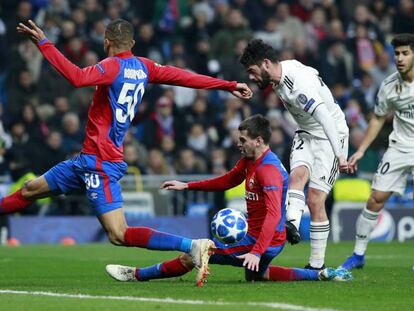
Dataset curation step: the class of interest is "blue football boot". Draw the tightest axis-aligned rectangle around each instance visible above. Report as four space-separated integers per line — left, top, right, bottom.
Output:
339 253 365 270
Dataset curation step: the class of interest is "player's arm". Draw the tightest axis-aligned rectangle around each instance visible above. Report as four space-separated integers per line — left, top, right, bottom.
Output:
348 114 386 173
348 83 389 173
237 165 284 271
138 57 252 99
17 20 119 87
162 159 246 192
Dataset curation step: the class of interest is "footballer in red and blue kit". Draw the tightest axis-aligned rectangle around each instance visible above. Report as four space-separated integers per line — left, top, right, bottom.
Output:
30 38 239 216
188 149 288 275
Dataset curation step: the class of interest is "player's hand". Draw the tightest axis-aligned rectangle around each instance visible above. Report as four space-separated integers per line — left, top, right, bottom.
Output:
232 83 253 100
338 155 349 174
236 253 260 272
17 20 46 44
161 180 188 190
348 150 364 174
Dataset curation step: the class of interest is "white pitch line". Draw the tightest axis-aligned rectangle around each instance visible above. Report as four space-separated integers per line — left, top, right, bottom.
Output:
0 289 339 311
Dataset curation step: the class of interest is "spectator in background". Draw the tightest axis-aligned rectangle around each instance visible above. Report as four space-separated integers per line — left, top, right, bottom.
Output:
305 7 328 55
254 17 284 51
220 38 250 83
20 103 47 145
123 143 146 175
61 112 83 155
7 70 38 119
160 135 176 166
319 39 353 87
174 148 206 174
210 8 252 65
209 147 227 175
392 0 414 34
187 123 212 156
369 50 396 89
143 96 176 149
48 96 70 130
344 99 368 131
351 71 378 111
147 148 174 175
133 23 160 59
33 130 66 175
275 2 304 48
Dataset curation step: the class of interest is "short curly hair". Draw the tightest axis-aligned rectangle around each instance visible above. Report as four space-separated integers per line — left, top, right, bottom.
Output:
391 33 414 50
239 39 279 67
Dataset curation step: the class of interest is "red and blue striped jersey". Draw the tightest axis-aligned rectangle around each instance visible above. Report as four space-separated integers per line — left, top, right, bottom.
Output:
188 149 288 255
36 39 237 161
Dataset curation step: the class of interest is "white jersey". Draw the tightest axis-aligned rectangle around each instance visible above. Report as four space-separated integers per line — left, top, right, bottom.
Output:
272 60 348 139
375 72 414 152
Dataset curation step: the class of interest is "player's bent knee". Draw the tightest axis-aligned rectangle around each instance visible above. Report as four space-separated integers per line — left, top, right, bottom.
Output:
107 228 127 246
179 254 194 270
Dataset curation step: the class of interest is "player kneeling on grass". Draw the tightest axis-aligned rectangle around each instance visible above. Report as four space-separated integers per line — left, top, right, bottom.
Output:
106 115 352 285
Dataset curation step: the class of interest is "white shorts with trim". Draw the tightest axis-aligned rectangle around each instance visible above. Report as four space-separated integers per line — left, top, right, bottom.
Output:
290 132 349 193
372 147 414 195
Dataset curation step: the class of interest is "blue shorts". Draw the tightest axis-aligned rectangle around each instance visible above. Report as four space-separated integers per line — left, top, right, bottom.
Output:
210 234 285 275
44 154 127 216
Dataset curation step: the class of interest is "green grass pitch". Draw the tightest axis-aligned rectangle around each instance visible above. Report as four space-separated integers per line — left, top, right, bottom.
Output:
0 241 413 311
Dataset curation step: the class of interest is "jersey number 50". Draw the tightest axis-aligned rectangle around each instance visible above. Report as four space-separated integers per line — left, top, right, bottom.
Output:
116 82 145 123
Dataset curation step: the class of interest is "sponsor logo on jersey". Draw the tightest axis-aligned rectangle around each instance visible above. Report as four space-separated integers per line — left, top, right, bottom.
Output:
124 68 147 80
245 190 259 201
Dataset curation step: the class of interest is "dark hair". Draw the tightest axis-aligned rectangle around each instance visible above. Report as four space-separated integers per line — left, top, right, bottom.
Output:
105 19 134 47
238 114 271 144
391 33 414 50
240 39 279 67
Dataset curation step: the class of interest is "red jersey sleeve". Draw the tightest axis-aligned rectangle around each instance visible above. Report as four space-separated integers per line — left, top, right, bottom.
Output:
36 39 119 87
188 159 246 191
251 164 284 256
138 57 237 92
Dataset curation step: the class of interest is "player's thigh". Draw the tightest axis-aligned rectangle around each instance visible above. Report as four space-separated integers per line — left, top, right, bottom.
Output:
98 207 128 245
21 176 52 200
80 156 127 216
372 148 413 195
309 136 348 194
43 159 84 195
290 133 313 174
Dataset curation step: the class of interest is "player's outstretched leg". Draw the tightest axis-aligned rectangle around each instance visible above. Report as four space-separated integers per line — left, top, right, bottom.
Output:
267 266 352 282
106 255 192 282
0 189 34 214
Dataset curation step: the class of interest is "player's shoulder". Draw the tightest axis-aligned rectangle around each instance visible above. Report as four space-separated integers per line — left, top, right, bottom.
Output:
380 71 400 90
258 151 287 174
280 60 318 89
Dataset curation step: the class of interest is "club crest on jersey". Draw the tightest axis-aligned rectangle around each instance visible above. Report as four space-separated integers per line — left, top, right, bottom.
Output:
249 176 255 189
296 94 307 106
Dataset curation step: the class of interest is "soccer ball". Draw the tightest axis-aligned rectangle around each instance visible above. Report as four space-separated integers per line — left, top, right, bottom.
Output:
211 208 248 244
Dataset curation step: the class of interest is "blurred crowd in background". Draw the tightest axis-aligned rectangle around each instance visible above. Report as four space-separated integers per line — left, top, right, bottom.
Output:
0 0 413 214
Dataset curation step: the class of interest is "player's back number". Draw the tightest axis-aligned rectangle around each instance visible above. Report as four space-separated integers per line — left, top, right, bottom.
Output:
116 82 145 123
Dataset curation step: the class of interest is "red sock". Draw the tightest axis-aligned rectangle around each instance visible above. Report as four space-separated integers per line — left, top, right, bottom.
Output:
135 257 191 281
268 266 296 282
124 227 154 247
0 189 33 214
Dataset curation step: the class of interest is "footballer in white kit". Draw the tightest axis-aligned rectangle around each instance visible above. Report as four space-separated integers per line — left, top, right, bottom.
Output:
240 39 349 269
341 33 414 271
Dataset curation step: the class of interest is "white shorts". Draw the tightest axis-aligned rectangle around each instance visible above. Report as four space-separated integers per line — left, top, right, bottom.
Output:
372 147 414 195
290 132 349 193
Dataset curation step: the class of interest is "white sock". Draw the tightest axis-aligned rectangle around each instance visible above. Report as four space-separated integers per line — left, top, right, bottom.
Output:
286 189 306 229
354 207 379 256
309 220 330 268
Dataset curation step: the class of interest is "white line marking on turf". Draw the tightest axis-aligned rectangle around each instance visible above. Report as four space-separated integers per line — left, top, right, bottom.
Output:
0 289 339 311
